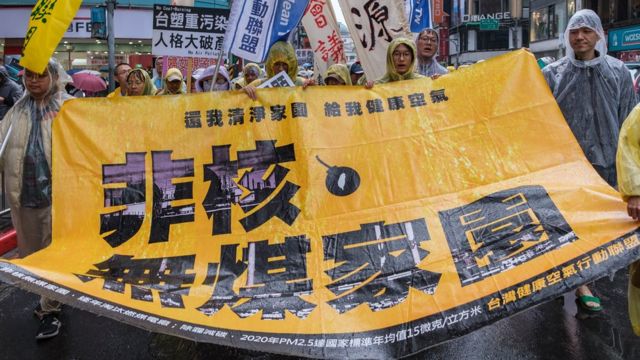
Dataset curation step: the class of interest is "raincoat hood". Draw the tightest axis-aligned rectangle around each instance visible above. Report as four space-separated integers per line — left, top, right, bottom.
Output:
235 63 261 89
19 58 71 102
377 37 423 83
217 66 230 83
323 64 351 85
164 67 184 82
415 28 449 77
0 58 73 209
196 65 229 92
243 63 261 83
265 41 298 79
161 67 185 95
415 28 439 59
126 68 156 96
0 65 9 81
543 15 637 187
564 9 607 68
192 68 205 81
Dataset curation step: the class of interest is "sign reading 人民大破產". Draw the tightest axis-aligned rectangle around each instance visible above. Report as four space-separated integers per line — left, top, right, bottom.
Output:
1 50 638 358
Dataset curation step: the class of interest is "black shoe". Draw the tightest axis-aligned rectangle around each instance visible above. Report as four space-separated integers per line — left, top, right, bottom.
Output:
35 315 61 340
33 304 62 320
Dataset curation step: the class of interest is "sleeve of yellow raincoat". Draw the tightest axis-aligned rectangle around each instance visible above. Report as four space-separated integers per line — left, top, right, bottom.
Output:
617 105 640 200
630 261 640 336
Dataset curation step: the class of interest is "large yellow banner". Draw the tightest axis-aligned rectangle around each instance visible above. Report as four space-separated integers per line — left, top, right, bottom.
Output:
1 50 639 358
20 0 83 73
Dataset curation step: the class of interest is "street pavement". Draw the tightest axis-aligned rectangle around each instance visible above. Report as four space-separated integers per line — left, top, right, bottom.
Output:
0 262 638 360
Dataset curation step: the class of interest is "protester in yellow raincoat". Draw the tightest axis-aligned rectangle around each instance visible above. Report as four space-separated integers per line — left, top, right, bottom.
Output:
125 69 157 96
616 106 640 336
233 63 261 90
243 41 314 100
365 37 424 88
323 64 351 86
156 68 185 95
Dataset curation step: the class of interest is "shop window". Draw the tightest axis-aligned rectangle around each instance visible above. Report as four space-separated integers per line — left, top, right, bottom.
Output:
477 29 509 50
555 2 566 38
567 0 576 18
531 7 549 41
634 0 640 19
549 5 556 38
531 3 564 42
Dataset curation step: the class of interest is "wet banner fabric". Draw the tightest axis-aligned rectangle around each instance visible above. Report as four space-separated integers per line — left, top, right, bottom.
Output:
1 50 639 358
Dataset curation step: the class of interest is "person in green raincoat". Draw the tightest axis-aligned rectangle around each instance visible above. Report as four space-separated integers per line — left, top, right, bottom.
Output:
323 64 352 86
365 37 424 88
244 41 314 100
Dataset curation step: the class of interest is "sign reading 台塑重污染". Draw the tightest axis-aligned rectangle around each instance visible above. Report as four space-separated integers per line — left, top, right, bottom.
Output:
152 5 229 58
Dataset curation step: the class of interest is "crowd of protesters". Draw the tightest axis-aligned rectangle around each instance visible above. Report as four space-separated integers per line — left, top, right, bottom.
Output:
0 8 638 341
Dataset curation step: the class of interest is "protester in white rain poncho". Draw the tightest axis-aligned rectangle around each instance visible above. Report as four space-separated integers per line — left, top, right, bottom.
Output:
414 28 448 78
0 58 73 340
543 9 636 188
195 65 231 92
543 9 636 313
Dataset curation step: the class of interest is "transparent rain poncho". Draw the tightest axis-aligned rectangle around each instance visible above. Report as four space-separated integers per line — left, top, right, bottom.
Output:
0 58 72 208
543 9 637 187
414 28 449 77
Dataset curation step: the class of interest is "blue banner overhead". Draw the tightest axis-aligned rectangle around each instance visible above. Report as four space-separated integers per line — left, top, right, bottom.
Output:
224 0 310 62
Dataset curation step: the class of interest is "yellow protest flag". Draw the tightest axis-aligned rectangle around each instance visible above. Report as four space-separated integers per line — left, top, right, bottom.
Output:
19 0 83 73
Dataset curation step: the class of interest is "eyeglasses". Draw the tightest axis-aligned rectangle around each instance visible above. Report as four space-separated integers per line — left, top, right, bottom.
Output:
393 51 412 59
419 36 438 44
25 71 49 80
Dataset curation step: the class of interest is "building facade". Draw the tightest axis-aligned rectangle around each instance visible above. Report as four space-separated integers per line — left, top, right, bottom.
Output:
529 0 574 59
444 0 530 65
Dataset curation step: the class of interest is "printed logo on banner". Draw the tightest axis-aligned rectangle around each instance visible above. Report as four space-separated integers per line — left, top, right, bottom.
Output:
152 5 229 58
439 186 579 285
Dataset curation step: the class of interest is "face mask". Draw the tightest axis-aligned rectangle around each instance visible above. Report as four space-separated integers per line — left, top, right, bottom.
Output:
202 79 212 91
212 82 229 91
